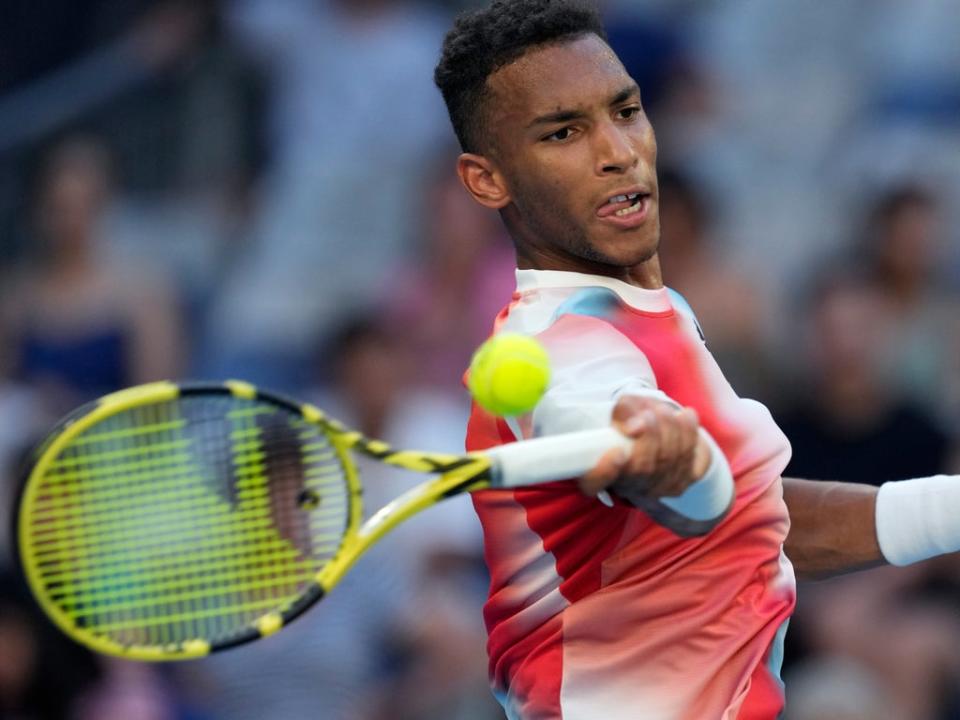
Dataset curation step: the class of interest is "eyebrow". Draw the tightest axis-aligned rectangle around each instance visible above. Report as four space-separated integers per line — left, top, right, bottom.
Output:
527 83 641 129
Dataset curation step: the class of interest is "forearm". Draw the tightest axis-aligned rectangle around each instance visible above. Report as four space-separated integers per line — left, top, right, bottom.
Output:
784 474 960 580
782 477 884 579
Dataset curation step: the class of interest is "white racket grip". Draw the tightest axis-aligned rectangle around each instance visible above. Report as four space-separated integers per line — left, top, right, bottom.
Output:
485 428 733 525
486 427 632 488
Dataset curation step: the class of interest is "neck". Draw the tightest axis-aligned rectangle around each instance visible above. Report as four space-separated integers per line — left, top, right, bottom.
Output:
514 243 664 289
628 256 664 289
46 241 93 277
885 270 925 306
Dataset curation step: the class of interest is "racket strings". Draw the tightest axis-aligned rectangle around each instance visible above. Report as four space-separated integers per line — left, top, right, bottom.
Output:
23 395 352 649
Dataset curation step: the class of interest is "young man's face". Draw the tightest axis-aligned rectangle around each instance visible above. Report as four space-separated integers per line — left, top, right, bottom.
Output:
479 33 659 274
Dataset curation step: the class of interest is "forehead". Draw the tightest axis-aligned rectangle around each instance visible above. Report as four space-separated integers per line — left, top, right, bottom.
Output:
486 34 629 124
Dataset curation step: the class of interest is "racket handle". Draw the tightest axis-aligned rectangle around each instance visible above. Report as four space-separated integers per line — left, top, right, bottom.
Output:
487 427 632 488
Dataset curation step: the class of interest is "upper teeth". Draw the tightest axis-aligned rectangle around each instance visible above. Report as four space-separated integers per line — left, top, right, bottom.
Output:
609 193 639 204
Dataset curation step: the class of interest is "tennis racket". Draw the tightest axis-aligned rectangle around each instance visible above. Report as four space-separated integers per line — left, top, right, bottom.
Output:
15 380 631 661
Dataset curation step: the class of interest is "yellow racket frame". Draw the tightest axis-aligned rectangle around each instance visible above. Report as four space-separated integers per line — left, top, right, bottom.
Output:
17 380 493 661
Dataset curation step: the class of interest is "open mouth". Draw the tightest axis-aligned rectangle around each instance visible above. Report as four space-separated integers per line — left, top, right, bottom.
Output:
598 191 650 219
609 192 644 217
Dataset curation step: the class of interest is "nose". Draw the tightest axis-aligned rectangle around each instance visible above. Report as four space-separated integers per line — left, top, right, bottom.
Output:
594 121 638 176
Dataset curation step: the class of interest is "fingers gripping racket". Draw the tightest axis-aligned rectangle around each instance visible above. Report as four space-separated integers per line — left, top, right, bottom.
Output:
15 381 630 661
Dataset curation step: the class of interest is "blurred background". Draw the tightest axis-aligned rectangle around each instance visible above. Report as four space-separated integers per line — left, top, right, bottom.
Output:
1 0 959 718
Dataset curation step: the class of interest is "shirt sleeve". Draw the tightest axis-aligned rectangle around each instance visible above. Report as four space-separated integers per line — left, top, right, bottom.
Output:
522 313 678 440
520 312 733 533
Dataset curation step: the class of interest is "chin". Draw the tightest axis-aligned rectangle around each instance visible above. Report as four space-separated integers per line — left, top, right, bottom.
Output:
595 235 659 268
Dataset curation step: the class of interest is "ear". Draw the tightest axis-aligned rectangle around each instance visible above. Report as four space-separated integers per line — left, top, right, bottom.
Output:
457 153 511 210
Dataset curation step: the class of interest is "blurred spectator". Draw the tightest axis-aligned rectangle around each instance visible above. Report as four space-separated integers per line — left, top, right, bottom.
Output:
311 316 480 560
0 571 100 719
656 167 777 401
779 269 952 484
790 564 960 720
0 571 200 720
0 137 185 415
859 184 960 427
784 655 898 720
203 0 451 387
365 561 499 720
0 1 265 341
190 315 493 720
313 316 494 720
0 568 206 720
383 150 515 393
72 659 204 720
98 0 267 337
0 440 32 570
779 268 960 720
0 391 46 566
184 545 415 720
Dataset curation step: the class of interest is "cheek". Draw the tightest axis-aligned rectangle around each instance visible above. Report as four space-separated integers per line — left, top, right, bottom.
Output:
529 177 581 227
636 121 658 162
535 149 595 206
510 155 573 212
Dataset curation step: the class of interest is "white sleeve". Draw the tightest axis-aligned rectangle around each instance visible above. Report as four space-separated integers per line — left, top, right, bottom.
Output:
524 317 677 440
506 316 732 534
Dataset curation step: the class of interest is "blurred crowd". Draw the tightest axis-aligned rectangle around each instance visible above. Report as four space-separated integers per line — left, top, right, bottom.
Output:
1 1 959 719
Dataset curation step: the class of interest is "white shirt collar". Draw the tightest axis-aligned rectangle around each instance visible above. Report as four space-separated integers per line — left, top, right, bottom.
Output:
515 268 673 313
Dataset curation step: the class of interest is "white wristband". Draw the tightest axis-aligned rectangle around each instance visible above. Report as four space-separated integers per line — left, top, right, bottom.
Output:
875 475 960 566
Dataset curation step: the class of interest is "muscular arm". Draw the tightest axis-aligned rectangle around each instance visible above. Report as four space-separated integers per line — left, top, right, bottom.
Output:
782 477 885 580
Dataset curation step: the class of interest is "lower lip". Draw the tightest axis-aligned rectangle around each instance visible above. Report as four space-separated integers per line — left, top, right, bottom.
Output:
598 197 652 229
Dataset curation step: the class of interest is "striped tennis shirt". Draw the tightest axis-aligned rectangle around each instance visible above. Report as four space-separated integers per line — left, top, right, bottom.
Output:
466 269 796 720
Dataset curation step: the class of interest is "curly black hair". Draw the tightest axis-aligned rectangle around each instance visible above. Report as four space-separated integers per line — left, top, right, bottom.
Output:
435 0 606 153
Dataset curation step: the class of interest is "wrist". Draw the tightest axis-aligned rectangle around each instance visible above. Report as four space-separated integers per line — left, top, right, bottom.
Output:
658 430 734 523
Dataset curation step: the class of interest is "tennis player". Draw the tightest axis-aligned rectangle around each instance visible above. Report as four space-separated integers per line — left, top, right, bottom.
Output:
435 2 960 718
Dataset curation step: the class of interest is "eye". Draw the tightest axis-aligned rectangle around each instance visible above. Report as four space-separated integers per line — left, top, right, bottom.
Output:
544 127 576 143
618 106 642 121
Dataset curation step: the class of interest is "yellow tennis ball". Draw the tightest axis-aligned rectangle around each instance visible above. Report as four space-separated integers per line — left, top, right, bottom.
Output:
468 333 550 417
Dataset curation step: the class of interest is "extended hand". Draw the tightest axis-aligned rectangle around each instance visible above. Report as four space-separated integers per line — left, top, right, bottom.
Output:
580 395 712 500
